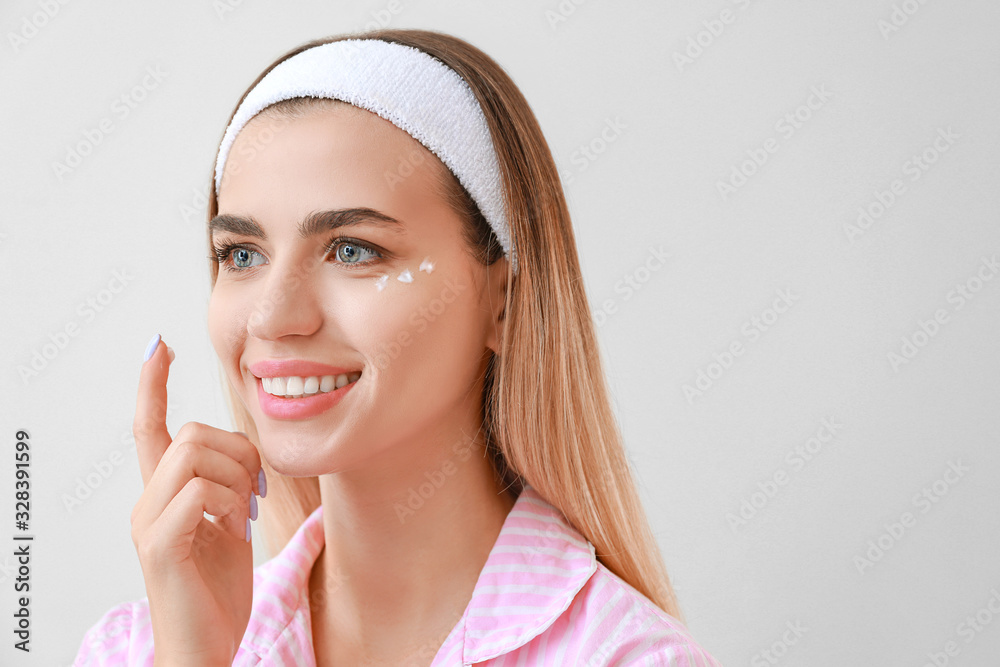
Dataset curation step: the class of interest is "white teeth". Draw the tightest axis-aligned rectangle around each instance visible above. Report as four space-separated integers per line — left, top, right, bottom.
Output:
286 376 304 395
261 373 361 398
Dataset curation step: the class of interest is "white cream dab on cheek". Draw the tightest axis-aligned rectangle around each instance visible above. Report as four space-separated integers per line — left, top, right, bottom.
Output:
374 259 434 290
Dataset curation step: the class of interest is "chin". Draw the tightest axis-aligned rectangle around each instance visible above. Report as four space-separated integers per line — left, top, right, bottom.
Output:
257 426 349 477
260 439 327 477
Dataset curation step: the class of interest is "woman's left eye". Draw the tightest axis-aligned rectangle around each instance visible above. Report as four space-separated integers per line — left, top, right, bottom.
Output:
329 239 381 266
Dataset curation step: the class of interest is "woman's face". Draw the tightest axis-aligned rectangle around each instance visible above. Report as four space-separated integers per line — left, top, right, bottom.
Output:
208 103 506 477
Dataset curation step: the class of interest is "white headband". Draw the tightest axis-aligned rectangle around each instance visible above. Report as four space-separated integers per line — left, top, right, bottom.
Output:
213 38 517 273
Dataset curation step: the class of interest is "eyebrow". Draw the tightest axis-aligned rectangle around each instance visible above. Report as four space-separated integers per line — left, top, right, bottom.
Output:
208 207 405 240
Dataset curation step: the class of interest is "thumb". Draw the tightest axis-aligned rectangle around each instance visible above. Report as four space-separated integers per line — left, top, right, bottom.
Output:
133 334 175 487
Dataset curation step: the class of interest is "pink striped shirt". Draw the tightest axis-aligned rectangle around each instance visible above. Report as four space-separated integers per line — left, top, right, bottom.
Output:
76 484 721 665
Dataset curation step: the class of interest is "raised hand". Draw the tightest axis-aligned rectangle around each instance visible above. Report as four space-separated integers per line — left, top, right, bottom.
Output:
129 335 263 665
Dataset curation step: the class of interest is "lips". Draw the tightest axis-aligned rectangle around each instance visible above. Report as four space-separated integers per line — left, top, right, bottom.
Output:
248 359 363 420
248 359 362 379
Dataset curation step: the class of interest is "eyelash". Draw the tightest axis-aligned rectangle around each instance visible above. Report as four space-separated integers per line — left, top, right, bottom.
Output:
209 235 383 273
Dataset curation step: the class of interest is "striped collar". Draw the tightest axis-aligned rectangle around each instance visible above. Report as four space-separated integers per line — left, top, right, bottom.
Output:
457 484 597 662
243 483 597 664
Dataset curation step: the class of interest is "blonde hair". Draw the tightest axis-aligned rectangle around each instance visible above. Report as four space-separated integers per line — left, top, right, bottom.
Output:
207 28 684 622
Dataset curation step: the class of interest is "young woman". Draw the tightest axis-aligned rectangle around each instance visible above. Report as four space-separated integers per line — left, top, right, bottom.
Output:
75 29 721 666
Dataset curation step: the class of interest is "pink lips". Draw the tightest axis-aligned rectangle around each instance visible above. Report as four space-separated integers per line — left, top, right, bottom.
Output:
248 359 362 421
248 359 361 378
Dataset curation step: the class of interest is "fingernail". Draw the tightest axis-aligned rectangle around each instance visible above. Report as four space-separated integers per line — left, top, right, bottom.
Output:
245 517 252 543
143 334 160 362
258 468 267 498
249 493 258 521
235 431 247 438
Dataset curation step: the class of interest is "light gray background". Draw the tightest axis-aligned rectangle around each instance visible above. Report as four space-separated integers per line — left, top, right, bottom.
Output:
1 1 997 665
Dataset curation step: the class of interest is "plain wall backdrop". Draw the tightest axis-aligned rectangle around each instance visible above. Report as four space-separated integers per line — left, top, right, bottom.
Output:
1 1 998 665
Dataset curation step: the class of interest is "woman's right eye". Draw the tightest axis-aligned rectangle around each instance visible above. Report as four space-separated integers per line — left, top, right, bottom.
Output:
212 243 267 272
231 247 264 269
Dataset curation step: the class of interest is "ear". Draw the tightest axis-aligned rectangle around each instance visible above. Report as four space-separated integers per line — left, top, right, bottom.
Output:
483 256 509 354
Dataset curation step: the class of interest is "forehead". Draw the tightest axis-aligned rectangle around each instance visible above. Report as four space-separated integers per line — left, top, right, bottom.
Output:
218 103 453 222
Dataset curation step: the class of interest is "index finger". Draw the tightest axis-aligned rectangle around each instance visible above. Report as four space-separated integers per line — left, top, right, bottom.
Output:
133 334 175 487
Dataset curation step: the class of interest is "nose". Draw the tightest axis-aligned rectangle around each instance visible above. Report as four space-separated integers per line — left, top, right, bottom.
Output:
246 259 324 341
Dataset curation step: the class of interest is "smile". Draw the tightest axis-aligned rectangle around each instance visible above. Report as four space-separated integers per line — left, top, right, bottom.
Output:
254 371 362 420
261 372 362 398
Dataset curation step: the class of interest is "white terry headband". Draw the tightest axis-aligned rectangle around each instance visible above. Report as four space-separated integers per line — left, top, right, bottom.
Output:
213 38 517 273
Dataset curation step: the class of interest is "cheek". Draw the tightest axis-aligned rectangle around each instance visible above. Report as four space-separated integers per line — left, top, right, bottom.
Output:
354 271 480 379
207 283 248 365
346 283 427 371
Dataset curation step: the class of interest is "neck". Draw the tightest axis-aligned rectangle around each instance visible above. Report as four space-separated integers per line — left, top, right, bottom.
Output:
308 422 517 664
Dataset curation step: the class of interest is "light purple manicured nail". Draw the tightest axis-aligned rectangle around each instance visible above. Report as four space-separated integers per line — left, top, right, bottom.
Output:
245 517 252 543
143 334 160 362
250 493 258 521
258 468 267 498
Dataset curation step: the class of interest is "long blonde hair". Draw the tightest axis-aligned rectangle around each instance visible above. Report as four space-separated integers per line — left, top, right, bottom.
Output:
207 28 684 622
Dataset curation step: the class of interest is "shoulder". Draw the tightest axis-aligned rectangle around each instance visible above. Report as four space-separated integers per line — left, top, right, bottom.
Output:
74 598 154 666
560 562 723 666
